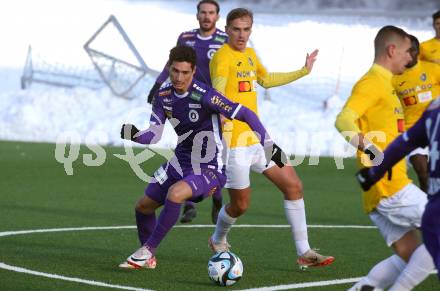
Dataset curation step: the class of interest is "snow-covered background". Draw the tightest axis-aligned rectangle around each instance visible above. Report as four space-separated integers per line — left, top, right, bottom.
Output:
0 0 438 157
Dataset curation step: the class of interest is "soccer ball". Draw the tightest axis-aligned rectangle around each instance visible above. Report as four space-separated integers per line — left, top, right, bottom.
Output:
207 251 243 286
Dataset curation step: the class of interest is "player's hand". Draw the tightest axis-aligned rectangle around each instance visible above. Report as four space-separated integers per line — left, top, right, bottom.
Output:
147 82 161 104
304 49 319 73
355 168 375 191
265 143 288 168
120 124 139 141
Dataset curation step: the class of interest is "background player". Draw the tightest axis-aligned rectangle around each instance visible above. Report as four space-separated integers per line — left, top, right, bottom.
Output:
335 25 434 290
147 0 228 224
119 45 283 270
392 34 440 193
420 10 440 64
208 7 334 269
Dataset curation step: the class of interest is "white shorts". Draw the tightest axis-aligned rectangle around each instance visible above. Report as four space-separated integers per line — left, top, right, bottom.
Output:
225 144 276 189
369 183 427 246
407 146 429 159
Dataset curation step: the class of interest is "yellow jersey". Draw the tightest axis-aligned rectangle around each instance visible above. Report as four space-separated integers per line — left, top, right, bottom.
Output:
209 44 268 148
420 38 440 64
343 64 411 213
392 60 440 128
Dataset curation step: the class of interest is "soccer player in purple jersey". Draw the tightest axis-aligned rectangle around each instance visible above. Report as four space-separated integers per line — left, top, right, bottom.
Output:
357 98 440 281
148 0 228 224
118 45 283 269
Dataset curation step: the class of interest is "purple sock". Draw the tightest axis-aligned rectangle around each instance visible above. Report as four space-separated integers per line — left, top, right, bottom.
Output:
135 210 156 245
146 200 182 251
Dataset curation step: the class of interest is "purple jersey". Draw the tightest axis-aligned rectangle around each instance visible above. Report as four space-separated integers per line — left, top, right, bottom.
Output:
156 29 227 86
136 79 270 174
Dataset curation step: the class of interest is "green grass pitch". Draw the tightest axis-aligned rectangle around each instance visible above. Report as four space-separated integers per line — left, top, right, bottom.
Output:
0 141 437 290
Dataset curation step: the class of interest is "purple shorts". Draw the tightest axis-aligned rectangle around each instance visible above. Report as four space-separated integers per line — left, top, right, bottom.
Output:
145 163 226 205
421 194 440 279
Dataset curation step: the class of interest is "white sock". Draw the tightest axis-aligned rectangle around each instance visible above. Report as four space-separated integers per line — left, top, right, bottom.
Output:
212 205 236 244
347 255 405 291
284 199 310 256
389 244 435 291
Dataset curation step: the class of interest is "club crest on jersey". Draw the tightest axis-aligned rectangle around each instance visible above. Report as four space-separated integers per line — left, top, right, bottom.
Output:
189 103 201 109
248 57 254 66
420 73 427 82
189 109 199 122
207 48 217 59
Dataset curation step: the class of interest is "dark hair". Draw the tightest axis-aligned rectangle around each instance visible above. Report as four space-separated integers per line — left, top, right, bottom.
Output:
433 10 440 22
197 0 220 14
374 25 409 58
408 34 420 52
226 8 253 26
168 46 197 70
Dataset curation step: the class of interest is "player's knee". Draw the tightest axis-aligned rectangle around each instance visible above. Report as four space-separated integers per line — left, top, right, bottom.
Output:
284 179 303 198
229 199 249 216
167 183 188 203
135 197 149 213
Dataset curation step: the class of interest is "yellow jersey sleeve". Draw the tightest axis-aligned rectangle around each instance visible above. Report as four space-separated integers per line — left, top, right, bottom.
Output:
258 68 309 88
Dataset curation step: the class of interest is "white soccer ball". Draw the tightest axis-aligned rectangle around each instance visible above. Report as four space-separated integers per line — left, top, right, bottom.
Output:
207 251 243 286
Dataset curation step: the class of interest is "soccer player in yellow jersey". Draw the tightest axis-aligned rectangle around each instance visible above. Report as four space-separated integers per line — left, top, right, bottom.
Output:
335 26 434 291
420 10 440 64
208 7 334 269
392 34 440 193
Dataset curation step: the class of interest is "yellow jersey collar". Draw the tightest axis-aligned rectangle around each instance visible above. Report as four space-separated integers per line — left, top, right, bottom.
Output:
371 63 393 82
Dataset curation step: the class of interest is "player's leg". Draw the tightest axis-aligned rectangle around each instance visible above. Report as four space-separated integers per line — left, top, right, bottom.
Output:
370 184 434 289
211 188 223 224
263 163 334 267
210 146 253 252
180 200 197 223
421 195 440 279
409 152 428 193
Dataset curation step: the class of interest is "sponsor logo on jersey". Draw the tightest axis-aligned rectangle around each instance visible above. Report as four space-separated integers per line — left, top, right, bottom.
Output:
189 103 202 109
394 107 404 115
214 36 226 43
237 61 242 67
236 70 256 78
190 92 202 101
420 73 427 82
181 33 195 38
398 83 433 96
188 109 199 122
398 81 406 86
163 97 172 103
159 89 172 97
209 44 222 49
192 83 207 93
210 95 233 112
185 40 196 47
397 119 405 133
163 106 172 111
403 96 417 106
238 81 252 92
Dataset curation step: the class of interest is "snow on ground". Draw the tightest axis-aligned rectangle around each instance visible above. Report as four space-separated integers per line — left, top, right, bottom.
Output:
0 0 436 158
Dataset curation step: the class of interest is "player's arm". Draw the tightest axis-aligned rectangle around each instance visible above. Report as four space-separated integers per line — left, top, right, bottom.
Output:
203 90 287 167
121 99 166 144
357 111 430 191
335 85 383 161
257 50 318 88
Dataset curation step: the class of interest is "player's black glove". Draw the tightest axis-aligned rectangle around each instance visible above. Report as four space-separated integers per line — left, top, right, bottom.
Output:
265 143 288 168
355 167 376 191
364 144 392 180
147 82 161 104
120 124 139 141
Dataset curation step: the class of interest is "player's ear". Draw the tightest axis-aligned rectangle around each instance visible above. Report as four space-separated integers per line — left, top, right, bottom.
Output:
386 44 395 58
